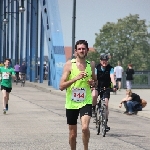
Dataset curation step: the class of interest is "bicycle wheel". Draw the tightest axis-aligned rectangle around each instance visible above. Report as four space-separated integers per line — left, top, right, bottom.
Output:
101 106 107 137
96 108 101 135
95 106 98 127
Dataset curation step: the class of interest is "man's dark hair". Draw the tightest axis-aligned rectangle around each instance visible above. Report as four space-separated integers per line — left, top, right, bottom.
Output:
75 40 89 50
4 58 11 63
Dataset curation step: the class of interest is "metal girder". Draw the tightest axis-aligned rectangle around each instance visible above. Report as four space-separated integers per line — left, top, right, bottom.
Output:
40 0 66 89
29 0 38 82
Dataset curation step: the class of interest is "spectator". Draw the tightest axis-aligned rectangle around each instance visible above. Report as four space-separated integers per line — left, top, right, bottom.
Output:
114 61 124 91
43 64 48 80
126 64 134 89
119 89 143 115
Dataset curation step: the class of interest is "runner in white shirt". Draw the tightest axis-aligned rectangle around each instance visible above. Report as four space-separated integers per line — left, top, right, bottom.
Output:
114 61 123 91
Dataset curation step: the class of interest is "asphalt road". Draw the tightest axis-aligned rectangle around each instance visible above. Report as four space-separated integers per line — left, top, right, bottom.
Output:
0 84 149 150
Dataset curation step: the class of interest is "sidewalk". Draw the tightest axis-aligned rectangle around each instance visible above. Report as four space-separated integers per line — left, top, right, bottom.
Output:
26 80 150 119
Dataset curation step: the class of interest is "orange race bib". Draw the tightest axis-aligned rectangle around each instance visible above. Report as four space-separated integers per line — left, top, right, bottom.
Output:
72 88 86 102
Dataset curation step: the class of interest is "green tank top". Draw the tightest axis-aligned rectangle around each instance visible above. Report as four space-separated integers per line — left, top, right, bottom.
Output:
65 59 92 109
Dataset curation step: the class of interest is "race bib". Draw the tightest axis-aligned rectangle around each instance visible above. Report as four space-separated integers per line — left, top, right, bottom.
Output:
2 72 9 79
72 88 86 102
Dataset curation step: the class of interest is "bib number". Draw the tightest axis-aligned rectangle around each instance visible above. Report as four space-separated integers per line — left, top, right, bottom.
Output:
2 73 9 79
72 88 86 102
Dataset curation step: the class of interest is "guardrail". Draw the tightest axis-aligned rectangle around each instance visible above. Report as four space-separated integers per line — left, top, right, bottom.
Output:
122 71 150 89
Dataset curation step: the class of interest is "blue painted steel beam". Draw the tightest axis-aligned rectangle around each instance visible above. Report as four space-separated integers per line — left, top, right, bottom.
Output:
22 0 27 69
11 0 14 65
39 16 44 83
48 0 66 89
38 2 44 83
3 0 6 61
15 1 19 64
12 0 16 65
20 12 24 65
40 0 66 89
6 0 10 58
30 0 38 82
26 0 31 80
8 0 12 59
0 0 3 62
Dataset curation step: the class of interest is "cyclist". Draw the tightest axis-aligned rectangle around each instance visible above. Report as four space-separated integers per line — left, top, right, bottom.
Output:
0 58 15 114
19 62 27 81
59 40 96 150
94 53 116 131
14 62 20 81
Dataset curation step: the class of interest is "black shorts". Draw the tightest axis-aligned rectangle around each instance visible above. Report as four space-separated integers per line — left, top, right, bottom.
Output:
116 78 122 82
99 88 110 99
66 104 92 125
1 85 12 93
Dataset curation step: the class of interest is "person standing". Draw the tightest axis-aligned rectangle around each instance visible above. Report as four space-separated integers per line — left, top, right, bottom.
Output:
126 64 134 89
114 61 124 91
19 62 27 80
59 40 96 150
0 59 15 114
14 62 20 81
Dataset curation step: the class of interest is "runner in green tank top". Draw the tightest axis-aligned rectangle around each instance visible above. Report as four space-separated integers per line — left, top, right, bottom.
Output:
0 59 16 114
59 40 97 150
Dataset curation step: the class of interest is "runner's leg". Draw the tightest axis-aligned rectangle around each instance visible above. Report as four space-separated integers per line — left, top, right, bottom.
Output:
69 125 77 150
2 89 7 110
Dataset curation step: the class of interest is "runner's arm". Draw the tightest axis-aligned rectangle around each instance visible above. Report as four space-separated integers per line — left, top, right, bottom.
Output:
91 61 97 81
59 61 77 91
11 68 16 78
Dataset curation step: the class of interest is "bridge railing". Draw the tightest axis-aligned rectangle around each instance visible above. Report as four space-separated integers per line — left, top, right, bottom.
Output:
122 71 150 89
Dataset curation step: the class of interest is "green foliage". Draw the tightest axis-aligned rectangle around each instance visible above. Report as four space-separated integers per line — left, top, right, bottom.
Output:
86 51 100 65
133 75 148 85
94 14 150 70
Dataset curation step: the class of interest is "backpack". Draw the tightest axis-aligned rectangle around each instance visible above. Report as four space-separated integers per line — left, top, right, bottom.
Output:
140 99 147 108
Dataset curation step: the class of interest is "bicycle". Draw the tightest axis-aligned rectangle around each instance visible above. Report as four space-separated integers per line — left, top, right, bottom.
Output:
20 73 26 87
95 88 110 137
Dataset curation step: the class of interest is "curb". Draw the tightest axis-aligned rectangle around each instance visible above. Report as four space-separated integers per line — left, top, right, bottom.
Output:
25 82 66 97
26 82 150 119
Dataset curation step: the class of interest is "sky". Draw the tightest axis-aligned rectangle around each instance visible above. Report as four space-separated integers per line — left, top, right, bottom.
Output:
58 0 150 47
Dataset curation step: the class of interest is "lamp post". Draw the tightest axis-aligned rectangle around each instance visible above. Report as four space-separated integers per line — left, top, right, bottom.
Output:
72 0 76 59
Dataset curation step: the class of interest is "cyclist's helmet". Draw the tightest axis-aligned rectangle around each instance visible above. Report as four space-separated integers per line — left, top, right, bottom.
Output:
100 53 109 61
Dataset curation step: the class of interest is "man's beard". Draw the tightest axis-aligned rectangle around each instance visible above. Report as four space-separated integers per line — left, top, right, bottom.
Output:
77 53 87 59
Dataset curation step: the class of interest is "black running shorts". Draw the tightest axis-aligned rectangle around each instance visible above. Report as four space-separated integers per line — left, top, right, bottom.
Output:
1 85 12 93
99 88 110 99
66 104 92 125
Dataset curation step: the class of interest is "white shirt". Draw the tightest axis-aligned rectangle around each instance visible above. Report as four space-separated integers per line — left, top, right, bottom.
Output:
114 66 123 78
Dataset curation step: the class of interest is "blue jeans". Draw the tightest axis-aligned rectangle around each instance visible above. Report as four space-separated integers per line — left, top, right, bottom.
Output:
126 101 134 113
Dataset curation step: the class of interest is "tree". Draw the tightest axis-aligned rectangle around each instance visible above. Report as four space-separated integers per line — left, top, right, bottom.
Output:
86 51 100 66
94 14 150 70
